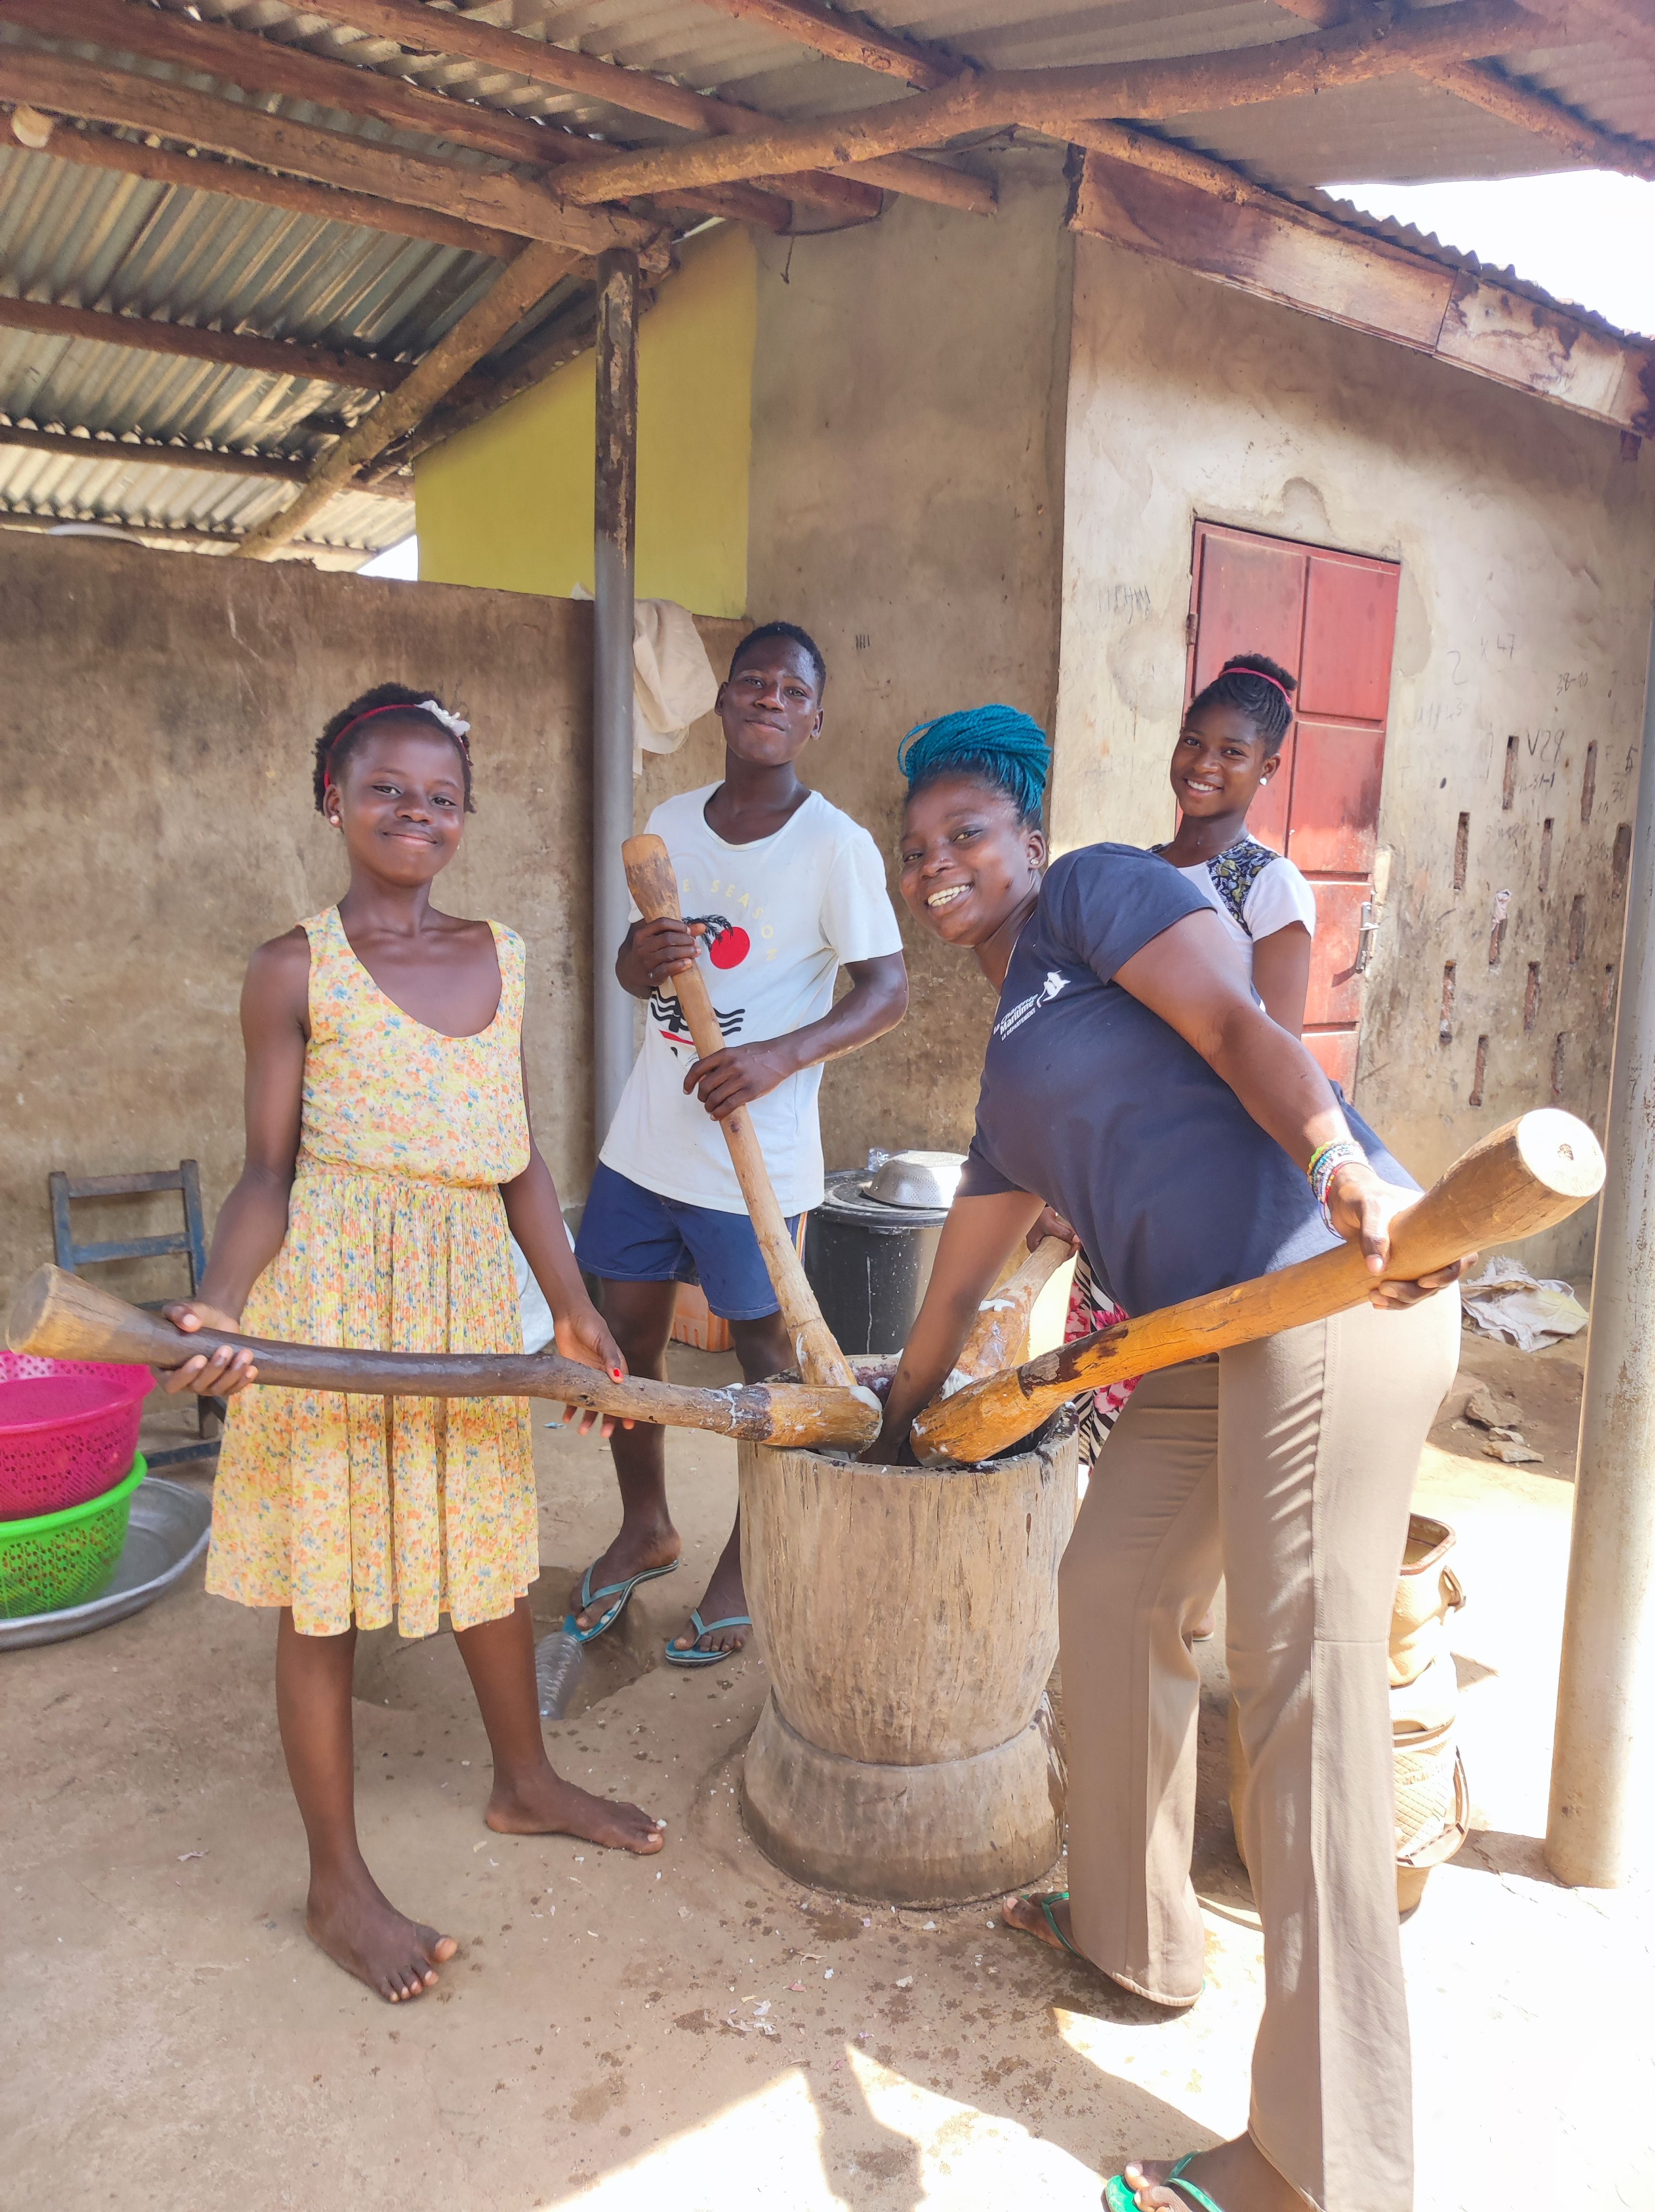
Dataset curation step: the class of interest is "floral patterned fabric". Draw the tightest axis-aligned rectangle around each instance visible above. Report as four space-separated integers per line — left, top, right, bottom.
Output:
205 908 537 1639
1065 1250 1137 1466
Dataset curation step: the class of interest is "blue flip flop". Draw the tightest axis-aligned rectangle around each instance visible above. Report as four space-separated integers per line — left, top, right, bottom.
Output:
1103 2155 1225 2212
569 1559 678 1645
664 1609 752 1667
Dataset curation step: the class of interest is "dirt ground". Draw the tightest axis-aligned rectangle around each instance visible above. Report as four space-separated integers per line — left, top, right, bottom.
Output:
5 1316 1653 2212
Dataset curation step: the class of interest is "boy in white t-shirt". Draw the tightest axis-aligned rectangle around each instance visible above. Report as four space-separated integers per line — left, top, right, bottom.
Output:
572 622 908 1663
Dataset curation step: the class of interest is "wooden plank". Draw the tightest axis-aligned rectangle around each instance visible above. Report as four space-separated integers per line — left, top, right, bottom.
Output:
0 46 660 256
308 0 981 215
1073 154 1453 349
550 0 1534 202
7 106 520 259
0 293 403 393
235 239 581 558
1069 148 1655 435
0 0 799 230
1436 272 1655 422
0 420 408 497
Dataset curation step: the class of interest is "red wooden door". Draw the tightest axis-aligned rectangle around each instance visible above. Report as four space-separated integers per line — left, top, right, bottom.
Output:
1187 522 1400 1093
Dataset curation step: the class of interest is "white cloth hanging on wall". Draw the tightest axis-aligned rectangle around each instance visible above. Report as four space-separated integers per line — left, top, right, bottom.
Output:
573 589 720 774
632 597 719 774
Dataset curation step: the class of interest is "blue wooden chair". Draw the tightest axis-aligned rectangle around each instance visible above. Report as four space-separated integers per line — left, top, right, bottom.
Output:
48 1161 222 1469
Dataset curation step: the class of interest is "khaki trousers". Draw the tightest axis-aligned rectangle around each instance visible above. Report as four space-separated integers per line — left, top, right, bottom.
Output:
1058 1292 1460 2212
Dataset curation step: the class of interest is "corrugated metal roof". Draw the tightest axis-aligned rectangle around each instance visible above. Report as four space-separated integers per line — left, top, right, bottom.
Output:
0 0 1648 560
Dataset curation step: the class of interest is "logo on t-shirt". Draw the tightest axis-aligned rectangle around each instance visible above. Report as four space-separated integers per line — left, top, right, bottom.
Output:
687 912 751 971
649 987 745 1055
993 969 1068 1042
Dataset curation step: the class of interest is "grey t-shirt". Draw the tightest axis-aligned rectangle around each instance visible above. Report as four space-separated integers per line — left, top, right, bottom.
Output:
958 844 1415 1317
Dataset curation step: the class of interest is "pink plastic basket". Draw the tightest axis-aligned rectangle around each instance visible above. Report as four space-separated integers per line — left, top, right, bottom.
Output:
0 1352 153 1519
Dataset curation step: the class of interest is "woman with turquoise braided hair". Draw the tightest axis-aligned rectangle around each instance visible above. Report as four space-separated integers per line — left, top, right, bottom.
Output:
881 706 1466 2212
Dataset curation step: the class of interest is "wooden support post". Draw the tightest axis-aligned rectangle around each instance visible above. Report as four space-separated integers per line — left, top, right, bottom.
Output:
1546 602 1655 1887
233 240 583 559
593 249 641 1160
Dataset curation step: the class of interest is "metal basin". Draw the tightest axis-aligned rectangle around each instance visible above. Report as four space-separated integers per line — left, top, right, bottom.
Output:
0 1476 211 1650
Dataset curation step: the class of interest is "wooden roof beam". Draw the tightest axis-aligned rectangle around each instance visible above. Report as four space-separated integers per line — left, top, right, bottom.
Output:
1069 146 1655 435
235 238 581 558
681 0 967 90
548 0 1544 203
0 0 796 232
304 0 988 215
0 294 407 394
0 47 663 258
0 509 376 558
4 105 520 259
0 420 413 493
1267 0 1655 181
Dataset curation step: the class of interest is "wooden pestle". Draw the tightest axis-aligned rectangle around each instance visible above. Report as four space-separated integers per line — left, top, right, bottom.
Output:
952 1235 1074 1381
623 831 860 1392
6 1266 881 1451
911 1110 1604 1466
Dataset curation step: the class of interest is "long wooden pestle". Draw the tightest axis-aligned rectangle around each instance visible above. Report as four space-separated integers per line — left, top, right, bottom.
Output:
6 1266 882 1451
623 831 861 1393
910 1110 1604 1466
951 1235 1074 1381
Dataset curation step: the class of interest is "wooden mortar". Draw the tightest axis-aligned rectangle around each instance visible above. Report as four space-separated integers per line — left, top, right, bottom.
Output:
738 1396 1078 1905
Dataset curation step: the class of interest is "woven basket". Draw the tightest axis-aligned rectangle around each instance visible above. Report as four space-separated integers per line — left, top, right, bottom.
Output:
1229 1524 1471 1914
1390 1513 1466 1689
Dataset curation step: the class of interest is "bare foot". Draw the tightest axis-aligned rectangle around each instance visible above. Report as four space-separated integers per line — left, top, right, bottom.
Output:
487 1767 665 1855
1002 1890 1083 1958
670 1531 748 1658
1114 2135 1310 2212
305 1864 458 2004
572 1521 681 1634
1187 1608 1216 1644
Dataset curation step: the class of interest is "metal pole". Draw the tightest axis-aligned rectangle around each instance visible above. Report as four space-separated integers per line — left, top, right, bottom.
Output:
592 247 639 1159
1545 599 1655 1887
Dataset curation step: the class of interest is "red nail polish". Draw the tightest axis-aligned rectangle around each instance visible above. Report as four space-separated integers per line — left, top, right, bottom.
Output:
611 1367 623 1381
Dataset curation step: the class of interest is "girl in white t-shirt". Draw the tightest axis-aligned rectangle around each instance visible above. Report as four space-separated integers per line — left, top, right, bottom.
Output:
1154 649 1316 1032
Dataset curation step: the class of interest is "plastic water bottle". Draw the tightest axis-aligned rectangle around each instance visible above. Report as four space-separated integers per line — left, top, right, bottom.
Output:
535 1620 583 1719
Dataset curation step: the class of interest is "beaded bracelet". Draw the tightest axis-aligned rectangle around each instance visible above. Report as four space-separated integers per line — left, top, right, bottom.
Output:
1308 1139 1368 1230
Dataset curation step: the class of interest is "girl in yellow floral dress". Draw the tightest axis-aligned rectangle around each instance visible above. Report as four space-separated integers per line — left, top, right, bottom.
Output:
163 683 664 2006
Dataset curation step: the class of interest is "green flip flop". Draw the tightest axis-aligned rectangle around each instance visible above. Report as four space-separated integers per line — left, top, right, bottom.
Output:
1103 2154 1226 2212
569 1558 678 1645
664 1609 752 1667
1008 1889 1083 1957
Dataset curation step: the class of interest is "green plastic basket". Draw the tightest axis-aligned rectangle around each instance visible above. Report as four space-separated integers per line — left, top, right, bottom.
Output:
0 1455 146 1620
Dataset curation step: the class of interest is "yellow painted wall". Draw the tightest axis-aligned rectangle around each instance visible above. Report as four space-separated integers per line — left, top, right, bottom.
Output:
414 225 754 618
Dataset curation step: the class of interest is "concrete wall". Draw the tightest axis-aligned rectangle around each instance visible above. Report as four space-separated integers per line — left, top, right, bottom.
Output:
744 157 1074 1175
1054 236 1655 1275
0 536 736 1312
415 224 756 618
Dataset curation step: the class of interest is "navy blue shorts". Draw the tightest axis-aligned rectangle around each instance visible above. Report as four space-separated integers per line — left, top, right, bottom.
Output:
575 1162 801 1322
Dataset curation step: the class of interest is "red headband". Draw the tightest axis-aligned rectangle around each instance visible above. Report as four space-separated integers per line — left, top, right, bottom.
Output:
1236 667 1294 713
323 700 471 788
